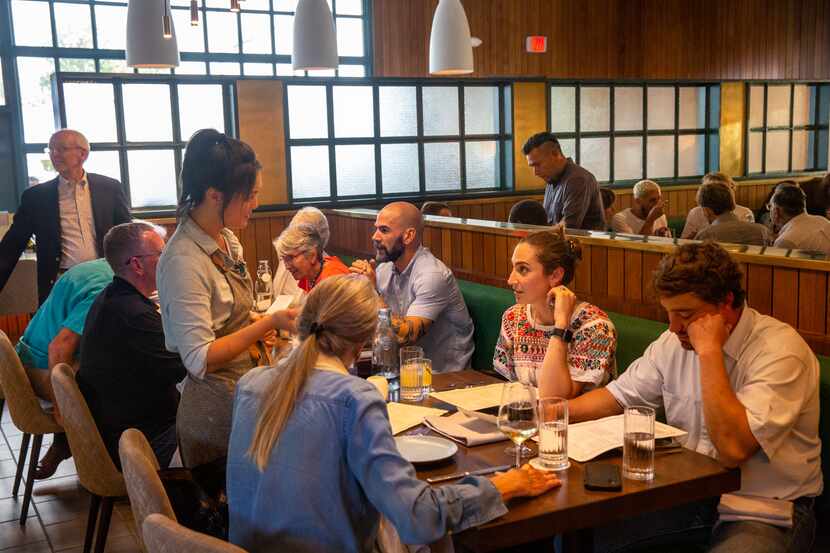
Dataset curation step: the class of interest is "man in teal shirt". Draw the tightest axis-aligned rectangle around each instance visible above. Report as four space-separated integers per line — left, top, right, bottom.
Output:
15 258 113 478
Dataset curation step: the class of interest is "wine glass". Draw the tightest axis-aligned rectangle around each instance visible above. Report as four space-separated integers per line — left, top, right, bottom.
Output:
497 382 539 468
509 362 538 458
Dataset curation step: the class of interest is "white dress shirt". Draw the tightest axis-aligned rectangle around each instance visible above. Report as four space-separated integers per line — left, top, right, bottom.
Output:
58 173 98 269
681 204 754 239
611 208 668 236
773 212 830 255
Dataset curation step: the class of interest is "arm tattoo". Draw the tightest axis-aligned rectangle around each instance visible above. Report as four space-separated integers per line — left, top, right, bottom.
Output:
390 314 433 345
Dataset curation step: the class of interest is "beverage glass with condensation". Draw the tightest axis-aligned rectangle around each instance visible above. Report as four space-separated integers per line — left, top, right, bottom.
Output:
623 406 655 481
537 397 570 471
400 357 428 402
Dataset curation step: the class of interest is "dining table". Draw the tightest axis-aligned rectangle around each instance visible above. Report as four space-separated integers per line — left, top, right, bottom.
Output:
400 370 741 553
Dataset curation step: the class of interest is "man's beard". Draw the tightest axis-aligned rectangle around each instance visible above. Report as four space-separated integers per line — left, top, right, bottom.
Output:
375 236 405 263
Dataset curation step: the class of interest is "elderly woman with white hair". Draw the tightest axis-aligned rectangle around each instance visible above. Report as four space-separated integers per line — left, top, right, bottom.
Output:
611 179 670 236
272 207 331 297
274 222 349 294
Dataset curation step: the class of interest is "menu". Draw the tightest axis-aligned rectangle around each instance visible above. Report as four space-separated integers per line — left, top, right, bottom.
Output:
428 383 505 411
387 402 447 435
563 415 687 462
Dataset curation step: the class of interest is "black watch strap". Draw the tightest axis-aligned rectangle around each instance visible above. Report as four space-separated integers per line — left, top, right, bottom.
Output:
551 327 573 343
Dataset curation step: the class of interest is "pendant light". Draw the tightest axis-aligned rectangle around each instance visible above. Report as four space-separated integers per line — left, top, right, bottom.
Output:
292 0 338 71
126 0 180 68
429 0 473 75
190 0 199 26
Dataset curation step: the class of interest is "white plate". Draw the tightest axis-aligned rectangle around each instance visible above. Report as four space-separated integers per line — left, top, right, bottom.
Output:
395 436 458 464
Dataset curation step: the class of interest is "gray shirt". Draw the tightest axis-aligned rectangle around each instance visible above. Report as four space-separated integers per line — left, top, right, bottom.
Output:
375 246 474 373
694 212 771 246
543 159 606 230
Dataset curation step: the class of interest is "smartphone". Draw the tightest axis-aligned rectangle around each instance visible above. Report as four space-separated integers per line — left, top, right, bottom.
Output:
583 463 622 491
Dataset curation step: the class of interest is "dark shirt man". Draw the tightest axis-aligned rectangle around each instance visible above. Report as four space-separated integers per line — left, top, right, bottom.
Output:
77 222 185 468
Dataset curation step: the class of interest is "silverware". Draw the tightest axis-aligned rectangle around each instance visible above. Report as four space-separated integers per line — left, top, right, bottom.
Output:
426 464 512 484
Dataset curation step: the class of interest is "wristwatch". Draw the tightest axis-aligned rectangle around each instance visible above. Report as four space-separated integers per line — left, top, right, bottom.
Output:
551 327 574 343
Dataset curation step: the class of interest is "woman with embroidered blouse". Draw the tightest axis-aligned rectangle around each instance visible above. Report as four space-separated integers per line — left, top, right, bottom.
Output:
493 227 617 398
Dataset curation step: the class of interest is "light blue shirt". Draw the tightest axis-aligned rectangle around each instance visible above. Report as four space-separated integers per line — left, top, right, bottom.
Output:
375 247 474 372
227 366 506 553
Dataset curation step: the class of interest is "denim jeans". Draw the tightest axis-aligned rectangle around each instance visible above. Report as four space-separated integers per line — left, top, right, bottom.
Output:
149 424 178 469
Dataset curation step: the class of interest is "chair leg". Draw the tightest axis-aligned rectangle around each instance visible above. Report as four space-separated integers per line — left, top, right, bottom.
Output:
92 497 114 553
12 433 31 496
19 433 42 525
84 494 102 553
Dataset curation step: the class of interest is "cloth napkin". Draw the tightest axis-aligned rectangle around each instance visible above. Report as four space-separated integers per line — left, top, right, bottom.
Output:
717 493 794 528
423 411 508 446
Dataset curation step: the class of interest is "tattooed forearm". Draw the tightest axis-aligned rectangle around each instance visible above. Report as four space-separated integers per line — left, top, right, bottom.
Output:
390 314 433 345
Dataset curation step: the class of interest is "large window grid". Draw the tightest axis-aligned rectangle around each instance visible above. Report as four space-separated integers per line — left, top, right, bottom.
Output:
548 82 720 185
745 82 830 176
284 80 513 203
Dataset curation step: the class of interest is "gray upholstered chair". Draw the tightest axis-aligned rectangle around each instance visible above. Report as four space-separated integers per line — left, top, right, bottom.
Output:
143 513 247 553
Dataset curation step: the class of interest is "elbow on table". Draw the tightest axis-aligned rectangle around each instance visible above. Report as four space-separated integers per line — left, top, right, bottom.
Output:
715 443 755 469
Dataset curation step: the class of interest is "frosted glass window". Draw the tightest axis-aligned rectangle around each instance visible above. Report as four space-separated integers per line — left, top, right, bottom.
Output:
379 87 417 137
207 11 240 53
27 153 57 185
819 85 830 125
464 87 499 135
614 137 643 181
241 0 271 8
291 146 331 199
647 87 675 130
381 143 419 194
336 17 364 57
55 3 93 48
765 130 789 172
308 69 336 77
791 130 813 171
287 86 328 139
679 87 706 129
337 0 363 15
338 64 365 77
241 13 273 54
123 84 173 142
84 151 121 182
12 1 52 47
335 145 375 196
277 63 303 76
465 141 499 189
275 0 299 10
550 87 575 133
17 57 57 143
748 86 765 128
559 139 576 159
333 86 374 138
579 138 610 182
747 133 763 173
792 85 814 127
580 87 610 132
172 9 206 52
709 86 720 128
243 63 273 76
766 86 791 127
175 62 207 75
424 142 461 191
0 59 4 106
678 134 705 177
178 84 225 140
423 87 459 136
709 134 720 171
127 150 177 208
95 6 128 51
59 58 95 73
818 130 828 169
646 136 674 178
614 87 643 131
274 15 294 55
64 83 117 143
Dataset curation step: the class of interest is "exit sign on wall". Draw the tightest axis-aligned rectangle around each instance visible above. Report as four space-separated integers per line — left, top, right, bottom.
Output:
526 36 547 53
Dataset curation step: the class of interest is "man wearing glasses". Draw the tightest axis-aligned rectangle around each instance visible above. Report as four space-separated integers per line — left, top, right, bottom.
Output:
0 129 131 305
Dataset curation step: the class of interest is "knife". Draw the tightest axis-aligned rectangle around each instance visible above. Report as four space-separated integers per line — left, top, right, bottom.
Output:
426 464 512 484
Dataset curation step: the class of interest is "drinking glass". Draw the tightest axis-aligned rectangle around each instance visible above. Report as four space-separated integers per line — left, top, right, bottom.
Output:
400 357 428 402
537 397 570 471
401 346 430 394
509 362 537 457
497 382 538 468
623 406 655 481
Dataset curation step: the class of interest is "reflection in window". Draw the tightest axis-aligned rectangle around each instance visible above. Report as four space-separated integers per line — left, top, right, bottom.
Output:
127 150 178 208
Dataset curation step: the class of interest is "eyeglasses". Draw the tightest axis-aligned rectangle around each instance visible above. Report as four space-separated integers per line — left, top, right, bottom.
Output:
46 145 84 154
280 251 309 265
125 252 163 265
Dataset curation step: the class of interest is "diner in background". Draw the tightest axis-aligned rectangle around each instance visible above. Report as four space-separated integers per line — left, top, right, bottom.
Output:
545 242 822 553
770 183 830 256
611 179 669 236
157 129 296 468
694 181 771 246
681 172 754 239
508 199 549 226
227 275 560 553
599 187 616 229
272 207 331 299
349 202 474 373
420 201 452 217
274 223 349 293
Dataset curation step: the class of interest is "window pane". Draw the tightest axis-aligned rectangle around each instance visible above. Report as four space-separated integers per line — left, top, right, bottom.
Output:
818 130 828 170
209 62 240 75
336 17 364 57
176 61 208 75
243 63 273 76
379 86 417 137
647 87 675 130
679 87 706 129
291 146 330 199
26 153 56 186
308 69 335 77
127 150 177 208
242 0 271 9
550 86 575 133
766 85 791 127
423 87 459 136
99 59 130 73
172 8 205 52
792 85 814 127
179 84 225 140
17 57 57 143
288 86 328 139
465 141 499 189
12 1 53 47
333 86 374 138
614 87 643 131
59 58 96 72
137 67 172 75
708 85 720 129
792 130 813 171
613 136 643 181
748 85 764 128
335 145 375 196
747 132 763 173
207 11 240 53
765 130 789 172
64 83 118 142
55 2 93 48
424 142 460 191
95 5 128 50
241 13 273 54
337 64 365 77
84 150 121 182
580 87 610 132
0 59 4 105
337 0 363 15
819 85 830 126
274 15 294 55
123 84 173 142
678 134 705 177
381 143 419 194
464 86 499 135
276 63 303 76
579 137 609 182
646 136 674 178
275 0 299 10
559 138 576 159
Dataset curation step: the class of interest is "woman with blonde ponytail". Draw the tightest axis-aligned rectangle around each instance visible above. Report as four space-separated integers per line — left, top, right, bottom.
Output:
227 274 560 553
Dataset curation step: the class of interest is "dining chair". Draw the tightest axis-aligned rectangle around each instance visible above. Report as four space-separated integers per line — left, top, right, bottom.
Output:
0 330 63 525
143 513 248 553
51 362 126 553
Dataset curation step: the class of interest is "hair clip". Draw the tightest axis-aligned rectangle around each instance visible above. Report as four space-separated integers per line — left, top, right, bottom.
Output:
309 322 325 335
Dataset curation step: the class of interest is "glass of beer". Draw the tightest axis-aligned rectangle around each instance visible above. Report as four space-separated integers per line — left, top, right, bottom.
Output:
537 397 569 471
623 406 655 481
400 357 428 402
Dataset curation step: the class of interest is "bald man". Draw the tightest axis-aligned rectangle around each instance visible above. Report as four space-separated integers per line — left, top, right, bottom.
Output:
350 202 474 373
0 129 131 304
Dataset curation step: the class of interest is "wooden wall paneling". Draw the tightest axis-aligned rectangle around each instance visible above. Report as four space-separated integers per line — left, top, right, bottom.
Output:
797 270 828 334
607 248 625 300
494 235 508 279
746 264 773 315
624 249 643 302
254 218 275 269
471 231 483 274
482 204 495 221
442 228 454 267
428 227 442 259
572 244 592 296
452 230 463 268
468 205 483 220
461 232 474 272
483 231 496 276
772 267 799 327
493 202 507 222
641 252 663 305
590 245 608 297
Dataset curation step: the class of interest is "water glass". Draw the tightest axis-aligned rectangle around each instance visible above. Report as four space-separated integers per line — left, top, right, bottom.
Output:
400 357 428 402
497 382 538 468
537 397 570 471
623 406 655 481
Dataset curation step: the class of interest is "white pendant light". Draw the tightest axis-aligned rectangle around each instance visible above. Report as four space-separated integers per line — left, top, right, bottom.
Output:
292 0 338 71
429 0 474 75
126 0 180 68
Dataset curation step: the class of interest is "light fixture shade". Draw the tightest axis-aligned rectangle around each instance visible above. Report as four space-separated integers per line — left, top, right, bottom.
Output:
126 0 180 68
429 0 473 75
292 0 338 71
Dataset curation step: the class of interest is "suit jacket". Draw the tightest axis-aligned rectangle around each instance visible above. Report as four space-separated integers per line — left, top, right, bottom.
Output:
0 173 131 305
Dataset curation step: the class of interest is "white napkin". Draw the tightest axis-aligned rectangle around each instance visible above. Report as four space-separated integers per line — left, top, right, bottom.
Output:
717 493 793 528
423 411 508 447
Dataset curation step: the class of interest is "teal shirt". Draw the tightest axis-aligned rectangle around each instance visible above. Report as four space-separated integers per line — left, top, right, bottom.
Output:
16 259 114 369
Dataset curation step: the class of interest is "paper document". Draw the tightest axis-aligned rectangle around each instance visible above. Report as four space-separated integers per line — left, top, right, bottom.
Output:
265 294 295 314
423 411 508 446
387 402 447 435
565 414 687 463
428 383 505 411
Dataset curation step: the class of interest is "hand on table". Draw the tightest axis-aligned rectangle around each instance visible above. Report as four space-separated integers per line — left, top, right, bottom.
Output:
490 464 561 501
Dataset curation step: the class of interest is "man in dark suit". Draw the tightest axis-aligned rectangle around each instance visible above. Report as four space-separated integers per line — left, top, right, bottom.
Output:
0 129 131 304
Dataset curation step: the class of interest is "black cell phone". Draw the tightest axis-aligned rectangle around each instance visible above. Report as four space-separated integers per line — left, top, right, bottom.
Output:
583 463 622 491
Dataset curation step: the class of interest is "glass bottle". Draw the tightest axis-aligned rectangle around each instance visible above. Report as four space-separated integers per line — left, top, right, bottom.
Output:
372 308 400 390
255 260 273 312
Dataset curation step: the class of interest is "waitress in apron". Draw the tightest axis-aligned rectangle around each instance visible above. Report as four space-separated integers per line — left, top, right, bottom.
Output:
157 129 296 468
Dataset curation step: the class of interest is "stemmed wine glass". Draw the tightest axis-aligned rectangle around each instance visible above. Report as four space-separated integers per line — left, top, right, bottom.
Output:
497 382 539 468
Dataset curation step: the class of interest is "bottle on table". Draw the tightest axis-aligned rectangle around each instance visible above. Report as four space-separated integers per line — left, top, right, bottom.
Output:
372 308 400 391
255 260 273 312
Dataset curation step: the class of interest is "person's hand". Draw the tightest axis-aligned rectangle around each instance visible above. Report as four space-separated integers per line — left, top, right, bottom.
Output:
654 226 671 238
349 258 377 285
546 285 578 328
270 307 299 334
646 198 665 222
687 313 731 357
490 464 561 501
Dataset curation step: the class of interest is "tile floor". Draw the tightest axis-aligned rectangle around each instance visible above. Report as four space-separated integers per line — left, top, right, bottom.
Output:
0 403 142 553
